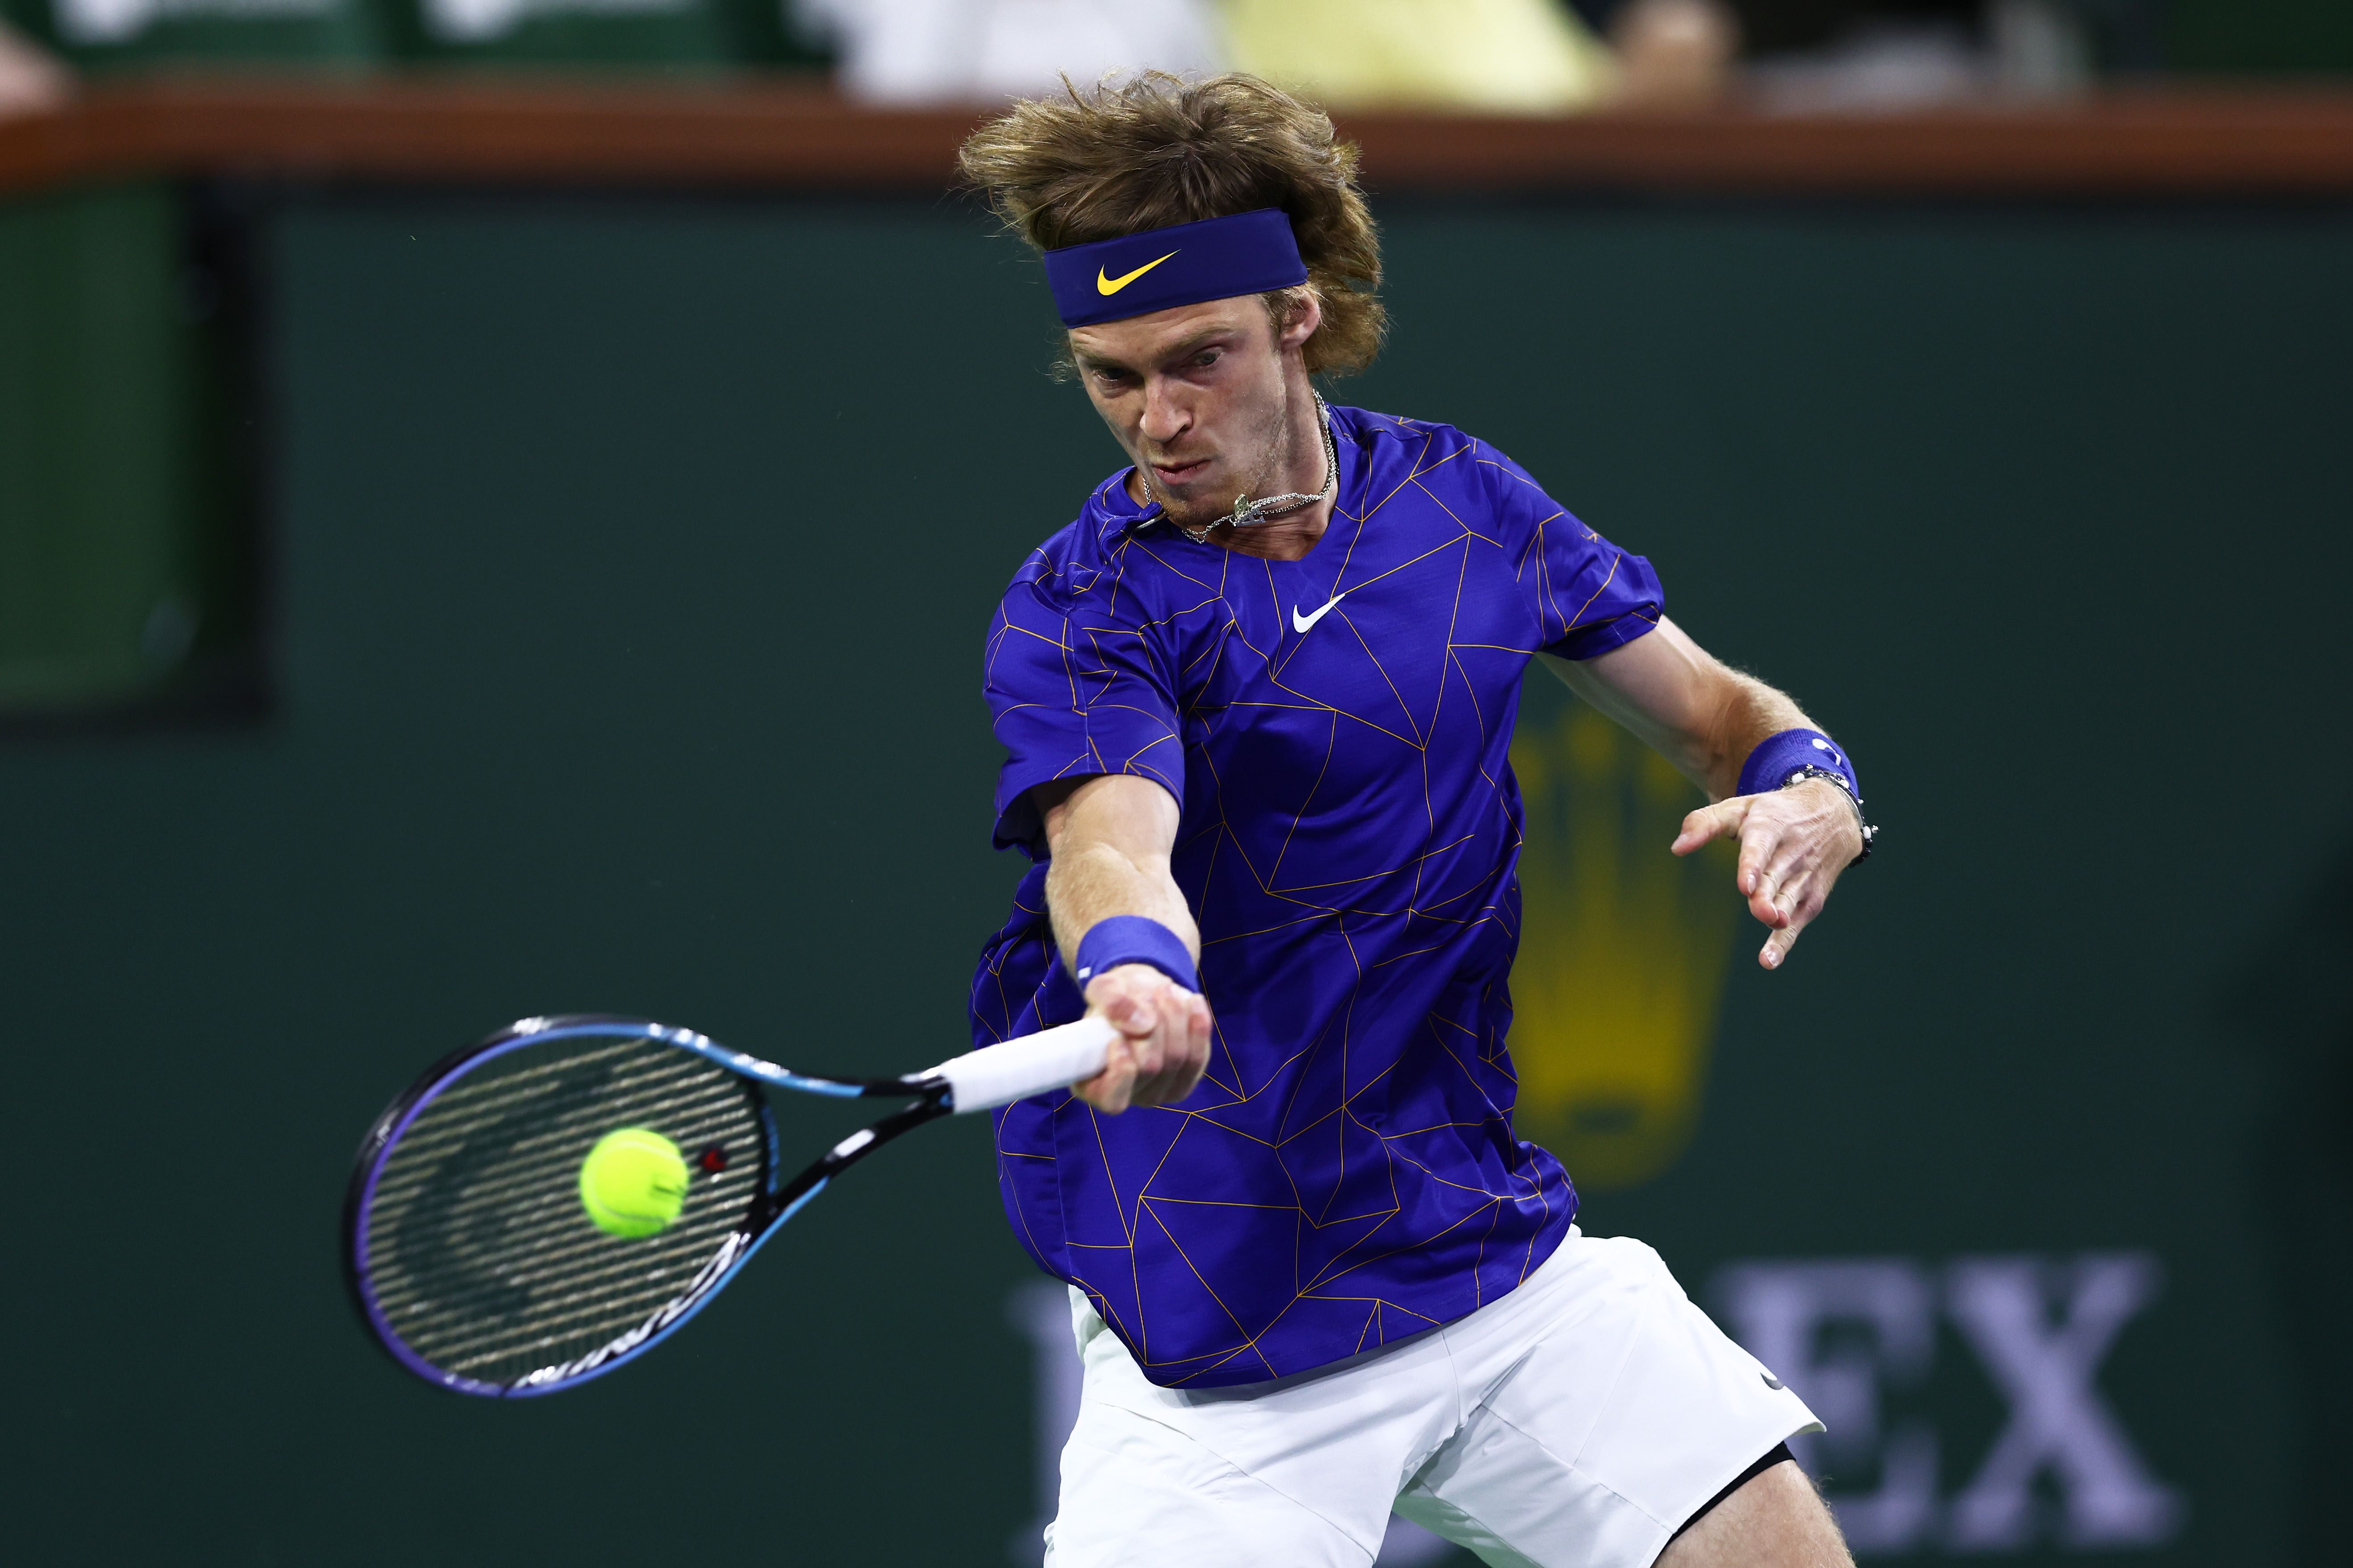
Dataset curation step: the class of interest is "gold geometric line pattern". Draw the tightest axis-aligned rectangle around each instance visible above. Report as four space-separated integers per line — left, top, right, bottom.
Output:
978 410 1659 1382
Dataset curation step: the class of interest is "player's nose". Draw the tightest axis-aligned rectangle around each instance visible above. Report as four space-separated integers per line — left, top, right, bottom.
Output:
1139 378 1190 443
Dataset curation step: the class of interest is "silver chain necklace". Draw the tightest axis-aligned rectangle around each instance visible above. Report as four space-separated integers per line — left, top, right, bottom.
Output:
1166 394 1338 544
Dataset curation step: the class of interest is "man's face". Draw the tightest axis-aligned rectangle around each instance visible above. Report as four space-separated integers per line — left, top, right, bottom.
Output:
1069 293 1317 535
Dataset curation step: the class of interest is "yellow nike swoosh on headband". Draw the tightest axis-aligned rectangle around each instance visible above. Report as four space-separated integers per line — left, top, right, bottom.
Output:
1097 251 1179 296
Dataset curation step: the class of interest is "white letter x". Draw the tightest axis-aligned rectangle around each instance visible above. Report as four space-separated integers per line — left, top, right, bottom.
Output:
1945 1253 2183 1549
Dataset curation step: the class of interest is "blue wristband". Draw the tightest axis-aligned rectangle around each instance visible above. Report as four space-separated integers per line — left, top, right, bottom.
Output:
1736 728 1861 802
1074 915 1199 994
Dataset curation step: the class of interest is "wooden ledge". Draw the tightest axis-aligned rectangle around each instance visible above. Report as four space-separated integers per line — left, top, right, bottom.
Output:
4 75 2353 200
0 77 987 196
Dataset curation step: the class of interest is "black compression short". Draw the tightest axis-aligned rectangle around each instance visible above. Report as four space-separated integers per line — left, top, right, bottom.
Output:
1667 1442 1797 1545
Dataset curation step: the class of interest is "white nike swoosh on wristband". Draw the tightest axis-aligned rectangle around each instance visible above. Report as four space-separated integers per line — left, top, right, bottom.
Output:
1292 592 1347 635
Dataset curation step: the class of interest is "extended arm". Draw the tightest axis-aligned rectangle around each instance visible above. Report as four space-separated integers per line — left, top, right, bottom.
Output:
1036 773 1214 1113
1538 617 1865 970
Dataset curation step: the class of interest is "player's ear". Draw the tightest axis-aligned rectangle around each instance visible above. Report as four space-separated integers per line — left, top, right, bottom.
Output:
1275 287 1322 355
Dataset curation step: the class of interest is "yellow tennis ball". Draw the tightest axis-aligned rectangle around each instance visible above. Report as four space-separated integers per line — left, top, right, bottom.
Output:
579 1127 690 1239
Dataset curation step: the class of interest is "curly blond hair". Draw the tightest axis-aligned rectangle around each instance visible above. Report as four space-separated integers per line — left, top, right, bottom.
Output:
958 72 1386 378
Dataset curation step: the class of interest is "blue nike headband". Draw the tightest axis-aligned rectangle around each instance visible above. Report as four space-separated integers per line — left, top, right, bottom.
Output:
1042 208 1309 328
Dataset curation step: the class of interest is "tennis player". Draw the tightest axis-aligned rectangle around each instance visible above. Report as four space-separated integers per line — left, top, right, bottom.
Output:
961 74 1873 1568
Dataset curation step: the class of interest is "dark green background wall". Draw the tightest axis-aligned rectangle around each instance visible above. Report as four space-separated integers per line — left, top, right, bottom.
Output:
1 185 2346 1564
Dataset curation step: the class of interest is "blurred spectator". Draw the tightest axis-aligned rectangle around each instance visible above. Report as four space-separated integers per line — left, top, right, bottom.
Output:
1728 0 2120 110
1744 13 1986 108
1573 0 2164 81
1987 0 2093 95
1222 0 1617 112
1725 0 1972 56
0 17 71 115
1611 0 1740 109
798 0 1219 105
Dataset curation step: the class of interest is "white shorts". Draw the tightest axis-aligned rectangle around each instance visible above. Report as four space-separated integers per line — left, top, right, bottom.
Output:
1045 1228 1822 1568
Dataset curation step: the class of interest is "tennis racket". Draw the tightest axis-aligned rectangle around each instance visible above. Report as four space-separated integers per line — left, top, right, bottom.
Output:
342 1011 1114 1397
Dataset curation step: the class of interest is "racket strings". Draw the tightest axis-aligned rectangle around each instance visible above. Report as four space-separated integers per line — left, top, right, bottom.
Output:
367 1053 757 1376
367 1107 748 1332
368 1049 731 1219
361 1036 767 1385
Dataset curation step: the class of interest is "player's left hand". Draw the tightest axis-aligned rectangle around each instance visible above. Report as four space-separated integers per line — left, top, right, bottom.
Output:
1671 779 1864 971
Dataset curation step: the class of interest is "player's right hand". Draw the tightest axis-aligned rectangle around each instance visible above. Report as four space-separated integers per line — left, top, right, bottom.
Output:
1076 964 1213 1114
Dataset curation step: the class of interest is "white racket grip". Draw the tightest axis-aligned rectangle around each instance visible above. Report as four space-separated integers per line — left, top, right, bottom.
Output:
927 1016 1119 1113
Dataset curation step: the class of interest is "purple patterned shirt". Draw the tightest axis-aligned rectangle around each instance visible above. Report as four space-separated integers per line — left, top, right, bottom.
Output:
970 404 1663 1387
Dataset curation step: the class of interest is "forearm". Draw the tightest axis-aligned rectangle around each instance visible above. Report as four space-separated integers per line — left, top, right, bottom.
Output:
1039 775 1199 971
1045 838 1199 969
1696 675 1815 803
1033 772 1211 1112
1540 619 1816 803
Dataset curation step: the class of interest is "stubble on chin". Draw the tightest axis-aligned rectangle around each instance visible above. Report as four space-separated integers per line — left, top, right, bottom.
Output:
1133 453 1235 536
1141 475 1225 536
1136 391 1295 537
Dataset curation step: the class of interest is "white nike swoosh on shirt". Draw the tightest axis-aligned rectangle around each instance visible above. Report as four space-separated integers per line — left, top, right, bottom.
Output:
1292 592 1348 635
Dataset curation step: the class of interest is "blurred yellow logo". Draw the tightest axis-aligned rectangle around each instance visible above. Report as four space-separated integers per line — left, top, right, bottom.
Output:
1508 692 1738 1190
1097 252 1179 296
